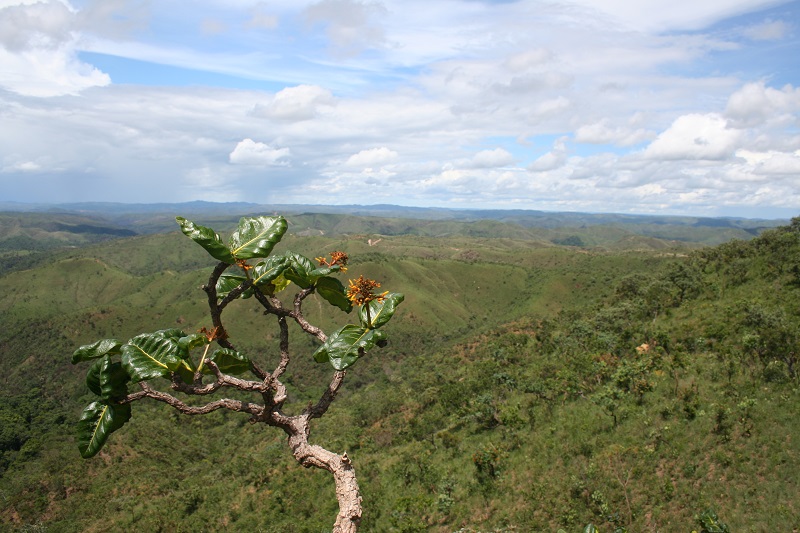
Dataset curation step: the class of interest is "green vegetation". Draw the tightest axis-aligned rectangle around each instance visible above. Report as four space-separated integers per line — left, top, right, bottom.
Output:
0 211 798 531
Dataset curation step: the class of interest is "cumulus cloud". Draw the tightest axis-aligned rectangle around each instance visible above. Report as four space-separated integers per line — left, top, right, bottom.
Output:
643 114 743 160
0 0 112 96
0 0 73 51
0 46 110 96
345 147 398 168
229 139 290 166
529 138 568 171
255 85 336 121
471 148 514 168
0 0 797 216
725 81 800 127
736 149 800 175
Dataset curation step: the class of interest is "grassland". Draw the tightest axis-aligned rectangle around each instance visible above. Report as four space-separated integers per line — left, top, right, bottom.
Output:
0 210 797 532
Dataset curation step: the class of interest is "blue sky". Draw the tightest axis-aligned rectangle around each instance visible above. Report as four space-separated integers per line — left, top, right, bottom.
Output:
0 0 799 218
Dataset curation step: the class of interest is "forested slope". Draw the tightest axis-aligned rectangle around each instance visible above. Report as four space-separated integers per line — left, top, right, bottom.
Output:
0 216 798 532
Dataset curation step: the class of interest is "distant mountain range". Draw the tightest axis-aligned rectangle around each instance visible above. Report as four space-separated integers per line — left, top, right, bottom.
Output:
0 200 788 231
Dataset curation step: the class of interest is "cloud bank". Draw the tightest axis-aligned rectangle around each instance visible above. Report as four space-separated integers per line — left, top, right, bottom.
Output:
0 0 798 218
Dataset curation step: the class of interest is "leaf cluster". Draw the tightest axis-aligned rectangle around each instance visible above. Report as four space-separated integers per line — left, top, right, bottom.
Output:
70 215 403 460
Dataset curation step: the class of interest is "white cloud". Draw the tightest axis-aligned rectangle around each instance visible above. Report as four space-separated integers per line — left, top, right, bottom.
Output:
255 85 336 121
575 119 655 146
471 148 514 168
0 46 110 96
725 81 800 127
529 138 568 171
0 0 74 52
0 0 797 217
229 139 291 165
0 1 112 96
345 147 398 168
736 149 800 175
643 114 743 160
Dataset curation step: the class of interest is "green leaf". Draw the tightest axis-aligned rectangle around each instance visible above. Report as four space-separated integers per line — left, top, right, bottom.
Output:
216 274 254 299
313 325 387 370
77 401 132 459
121 334 183 382
86 356 130 401
229 216 287 260
315 276 353 312
281 252 317 288
174 360 197 385
177 333 209 360
176 216 235 263
308 264 343 278
153 328 187 340
359 292 404 329
269 273 291 294
205 348 250 375
72 338 122 364
251 255 289 287
86 359 103 396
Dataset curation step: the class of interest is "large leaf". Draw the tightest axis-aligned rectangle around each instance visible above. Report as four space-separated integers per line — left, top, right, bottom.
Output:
359 292 405 329
177 332 209 361
86 356 130 401
121 333 183 382
281 252 317 289
72 338 122 364
153 328 187 340
174 360 197 385
229 216 287 260
313 325 387 370
176 217 235 263
77 401 132 459
205 348 250 375
215 274 254 300
315 276 353 312
251 255 289 287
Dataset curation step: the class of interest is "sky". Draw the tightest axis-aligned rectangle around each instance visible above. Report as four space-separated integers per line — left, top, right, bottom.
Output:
0 0 799 218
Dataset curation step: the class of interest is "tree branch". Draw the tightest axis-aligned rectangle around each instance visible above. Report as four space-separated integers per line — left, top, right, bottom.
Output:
308 371 346 419
123 382 265 418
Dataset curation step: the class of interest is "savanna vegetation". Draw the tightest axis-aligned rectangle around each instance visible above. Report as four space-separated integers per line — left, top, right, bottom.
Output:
0 209 798 532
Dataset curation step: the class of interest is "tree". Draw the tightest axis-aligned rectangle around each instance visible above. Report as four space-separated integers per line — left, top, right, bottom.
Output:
70 215 403 532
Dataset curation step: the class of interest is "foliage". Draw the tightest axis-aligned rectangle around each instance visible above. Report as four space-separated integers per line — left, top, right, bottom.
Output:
1 212 799 532
68 215 402 531
694 508 730 533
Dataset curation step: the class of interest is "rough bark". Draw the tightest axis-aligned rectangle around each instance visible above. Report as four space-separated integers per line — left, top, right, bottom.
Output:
285 417 362 533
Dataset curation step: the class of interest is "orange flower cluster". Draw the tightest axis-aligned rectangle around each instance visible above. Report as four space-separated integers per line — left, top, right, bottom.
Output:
316 251 349 272
236 258 253 271
346 275 388 306
199 326 226 342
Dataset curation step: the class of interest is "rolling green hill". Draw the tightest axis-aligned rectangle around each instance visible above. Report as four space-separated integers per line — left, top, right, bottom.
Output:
0 213 798 532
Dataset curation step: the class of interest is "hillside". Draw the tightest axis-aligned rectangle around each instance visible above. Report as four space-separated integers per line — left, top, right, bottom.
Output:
0 213 798 532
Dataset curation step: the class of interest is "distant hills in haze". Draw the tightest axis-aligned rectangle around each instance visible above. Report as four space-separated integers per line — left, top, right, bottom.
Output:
1 200 787 228
0 201 791 260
